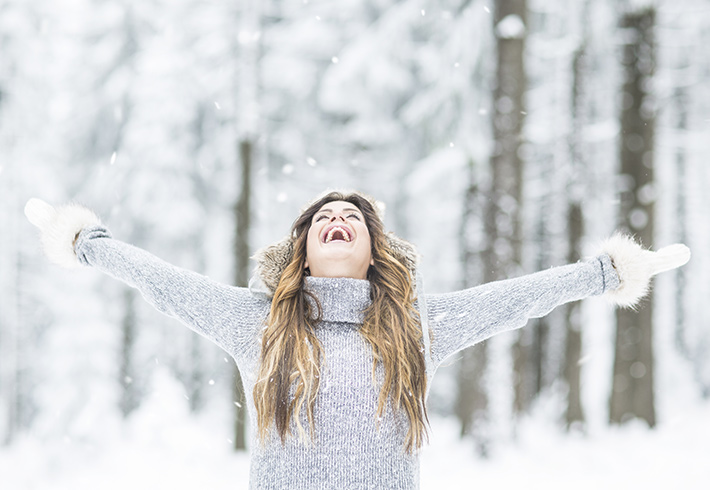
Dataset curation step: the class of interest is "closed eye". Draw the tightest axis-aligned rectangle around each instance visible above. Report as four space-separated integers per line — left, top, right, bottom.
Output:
347 213 361 220
315 214 329 222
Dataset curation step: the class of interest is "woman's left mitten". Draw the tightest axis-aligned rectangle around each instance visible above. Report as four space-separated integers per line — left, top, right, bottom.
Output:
645 244 691 276
601 234 691 308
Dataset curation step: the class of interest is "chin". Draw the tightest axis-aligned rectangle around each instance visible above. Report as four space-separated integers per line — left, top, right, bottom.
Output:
310 260 369 280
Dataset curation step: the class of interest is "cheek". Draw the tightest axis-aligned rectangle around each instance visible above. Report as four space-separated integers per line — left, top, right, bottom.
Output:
361 231 373 255
306 227 320 253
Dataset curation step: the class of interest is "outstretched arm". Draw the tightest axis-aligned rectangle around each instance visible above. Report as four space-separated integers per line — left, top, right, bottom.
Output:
425 235 690 369
25 199 269 357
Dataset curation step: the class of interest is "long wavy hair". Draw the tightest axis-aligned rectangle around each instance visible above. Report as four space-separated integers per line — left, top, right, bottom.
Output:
252 191 429 453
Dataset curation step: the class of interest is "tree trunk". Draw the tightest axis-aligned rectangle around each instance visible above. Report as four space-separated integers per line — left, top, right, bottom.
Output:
455 161 489 455
455 0 528 452
610 7 656 427
564 203 584 428
187 332 205 412
119 288 139 417
0 163 30 444
489 0 528 416
233 139 252 451
527 194 551 401
232 0 260 452
672 84 688 358
0 210 21 445
564 20 590 430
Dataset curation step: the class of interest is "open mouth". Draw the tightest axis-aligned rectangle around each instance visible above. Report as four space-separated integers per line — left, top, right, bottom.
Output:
323 225 352 243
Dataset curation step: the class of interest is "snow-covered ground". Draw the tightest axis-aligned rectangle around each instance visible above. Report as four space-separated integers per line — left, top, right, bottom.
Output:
422 405 710 489
2 395 708 489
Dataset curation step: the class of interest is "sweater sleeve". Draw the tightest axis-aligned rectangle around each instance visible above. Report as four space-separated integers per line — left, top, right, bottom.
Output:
424 254 620 368
74 226 270 357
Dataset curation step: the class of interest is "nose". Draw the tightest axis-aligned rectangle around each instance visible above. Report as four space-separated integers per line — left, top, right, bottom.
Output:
330 214 346 222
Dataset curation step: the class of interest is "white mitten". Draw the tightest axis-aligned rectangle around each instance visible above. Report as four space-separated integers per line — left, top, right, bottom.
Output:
645 243 692 275
24 198 102 268
600 233 691 308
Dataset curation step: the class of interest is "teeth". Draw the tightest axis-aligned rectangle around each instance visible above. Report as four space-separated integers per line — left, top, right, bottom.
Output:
325 226 351 243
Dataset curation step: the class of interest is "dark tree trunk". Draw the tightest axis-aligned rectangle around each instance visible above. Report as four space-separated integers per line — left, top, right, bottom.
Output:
232 0 261 451
564 22 590 429
526 196 551 402
488 0 528 416
455 0 527 453
233 139 252 450
610 7 656 427
455 161 489 455
564 203 584 428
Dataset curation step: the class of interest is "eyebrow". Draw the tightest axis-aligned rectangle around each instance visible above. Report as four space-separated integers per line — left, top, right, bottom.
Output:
316 208 362 214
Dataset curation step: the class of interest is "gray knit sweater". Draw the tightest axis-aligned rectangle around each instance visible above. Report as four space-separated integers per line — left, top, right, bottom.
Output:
74 226 620 489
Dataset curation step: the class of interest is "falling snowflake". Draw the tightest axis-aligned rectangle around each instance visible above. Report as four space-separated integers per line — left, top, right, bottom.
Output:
496 14 525 39
577 354 592 366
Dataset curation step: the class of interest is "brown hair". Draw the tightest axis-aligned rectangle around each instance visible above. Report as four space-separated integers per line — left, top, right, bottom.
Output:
252 191 429 452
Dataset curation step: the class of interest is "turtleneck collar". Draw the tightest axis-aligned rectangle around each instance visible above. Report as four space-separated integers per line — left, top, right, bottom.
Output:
304 276 372 324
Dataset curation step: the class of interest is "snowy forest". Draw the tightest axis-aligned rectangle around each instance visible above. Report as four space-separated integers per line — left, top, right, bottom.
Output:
1 0 709 488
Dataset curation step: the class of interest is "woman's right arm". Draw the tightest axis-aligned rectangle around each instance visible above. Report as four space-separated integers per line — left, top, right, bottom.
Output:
75 226 270 355
25 199 270 356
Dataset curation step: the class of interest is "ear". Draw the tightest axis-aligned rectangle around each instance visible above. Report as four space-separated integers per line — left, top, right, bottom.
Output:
370 258 374 266
304 258 309 269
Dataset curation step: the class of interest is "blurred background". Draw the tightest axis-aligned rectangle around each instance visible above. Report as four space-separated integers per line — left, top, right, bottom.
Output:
1 0 709 488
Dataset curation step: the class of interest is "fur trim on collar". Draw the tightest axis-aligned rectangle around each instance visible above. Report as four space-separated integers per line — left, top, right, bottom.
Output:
252 236 295 296
251 233 419 298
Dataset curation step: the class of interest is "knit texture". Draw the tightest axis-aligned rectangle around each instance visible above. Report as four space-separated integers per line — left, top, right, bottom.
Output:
75 226 619 489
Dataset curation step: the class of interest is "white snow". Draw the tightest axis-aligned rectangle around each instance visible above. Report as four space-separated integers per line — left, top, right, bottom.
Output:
422 403 710 489
2 399 708 489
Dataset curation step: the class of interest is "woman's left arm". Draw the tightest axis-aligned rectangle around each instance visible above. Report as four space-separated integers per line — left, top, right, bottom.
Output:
425 235 690 369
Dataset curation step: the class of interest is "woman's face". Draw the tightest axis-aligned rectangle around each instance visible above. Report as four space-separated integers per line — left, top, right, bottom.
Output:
305 200 374 280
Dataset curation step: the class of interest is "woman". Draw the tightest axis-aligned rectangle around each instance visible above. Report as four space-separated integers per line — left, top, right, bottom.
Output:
25 191 689 489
